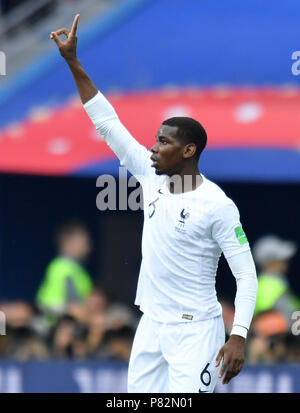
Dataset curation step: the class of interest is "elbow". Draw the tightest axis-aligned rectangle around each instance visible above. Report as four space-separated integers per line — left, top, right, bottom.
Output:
95 116 120 136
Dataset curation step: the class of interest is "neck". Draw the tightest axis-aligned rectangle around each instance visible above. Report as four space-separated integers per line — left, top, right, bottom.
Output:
167 166 202 194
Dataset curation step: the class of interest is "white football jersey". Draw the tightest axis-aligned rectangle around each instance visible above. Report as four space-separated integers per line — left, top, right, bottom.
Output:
84 91 255 327
126 150 250 323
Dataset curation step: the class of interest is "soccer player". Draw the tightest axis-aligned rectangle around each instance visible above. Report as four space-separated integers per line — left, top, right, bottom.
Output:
50 15 258 393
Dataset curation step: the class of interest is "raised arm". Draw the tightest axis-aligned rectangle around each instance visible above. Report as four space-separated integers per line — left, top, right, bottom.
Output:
50 15 151 179
50 14 97 104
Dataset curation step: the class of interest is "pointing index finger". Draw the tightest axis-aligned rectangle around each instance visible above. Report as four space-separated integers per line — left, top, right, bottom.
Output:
71 14 80 36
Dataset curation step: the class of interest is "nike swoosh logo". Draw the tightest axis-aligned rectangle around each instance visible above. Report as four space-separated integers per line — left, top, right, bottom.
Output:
198 390 209 393
158 189 164 194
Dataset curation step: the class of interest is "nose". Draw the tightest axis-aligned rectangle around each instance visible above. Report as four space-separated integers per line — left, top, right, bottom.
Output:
151 142 159 153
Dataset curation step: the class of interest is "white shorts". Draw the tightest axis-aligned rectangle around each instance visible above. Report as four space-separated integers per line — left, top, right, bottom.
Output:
128 313 225 393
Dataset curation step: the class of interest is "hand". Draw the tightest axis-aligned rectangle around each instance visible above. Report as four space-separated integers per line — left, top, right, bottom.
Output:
50 14 80 61
215 334 245 384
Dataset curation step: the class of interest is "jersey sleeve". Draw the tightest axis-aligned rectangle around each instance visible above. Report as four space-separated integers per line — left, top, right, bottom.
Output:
211 199 250 259
211 200 257 339
83 91 152 182
226 250 258 338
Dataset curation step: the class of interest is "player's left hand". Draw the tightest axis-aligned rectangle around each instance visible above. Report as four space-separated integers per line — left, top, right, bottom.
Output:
215 334 245 384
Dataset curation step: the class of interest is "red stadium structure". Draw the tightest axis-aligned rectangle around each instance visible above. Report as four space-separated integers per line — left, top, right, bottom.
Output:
0 88 299 179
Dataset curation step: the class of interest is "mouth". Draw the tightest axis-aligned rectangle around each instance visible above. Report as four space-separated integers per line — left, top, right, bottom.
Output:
150 156 159 167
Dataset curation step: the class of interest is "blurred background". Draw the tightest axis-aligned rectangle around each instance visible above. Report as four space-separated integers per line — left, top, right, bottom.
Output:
0 0 299 393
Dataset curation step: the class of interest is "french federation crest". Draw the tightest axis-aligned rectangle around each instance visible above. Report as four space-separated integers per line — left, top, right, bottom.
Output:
175 208 190 233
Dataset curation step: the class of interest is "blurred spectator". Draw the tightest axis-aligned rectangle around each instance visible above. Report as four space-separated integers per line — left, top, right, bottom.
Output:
0 333 9 358
0 301 34 328
83 288 137 355
0 301 50 361
284 333 300 363
86 308 107 355
106 302 139 330
84 288 109 319
50 314 89 359
246 330 271 365
0 292 139 361
252 311 289 337
8 326 49 361
50 314 76 358
71 321 90 359
100 325 135 361
246 311 289 365
64 288 110 355
36 220 93 319
252 235 300 325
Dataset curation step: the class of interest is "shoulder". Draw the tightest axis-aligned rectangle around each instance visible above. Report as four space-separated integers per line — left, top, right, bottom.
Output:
201 176 239 217
46 257 77 276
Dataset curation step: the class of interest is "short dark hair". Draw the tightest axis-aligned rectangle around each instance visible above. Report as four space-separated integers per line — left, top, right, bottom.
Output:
162 117 207 161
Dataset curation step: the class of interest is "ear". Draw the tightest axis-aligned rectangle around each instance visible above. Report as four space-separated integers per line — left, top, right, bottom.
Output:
183 143 197 159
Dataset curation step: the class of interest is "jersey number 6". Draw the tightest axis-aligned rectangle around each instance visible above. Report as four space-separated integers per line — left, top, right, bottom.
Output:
148 198 159 218
200 363 211 386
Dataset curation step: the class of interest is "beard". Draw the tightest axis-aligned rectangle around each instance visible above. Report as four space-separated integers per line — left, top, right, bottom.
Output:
155 168 164 176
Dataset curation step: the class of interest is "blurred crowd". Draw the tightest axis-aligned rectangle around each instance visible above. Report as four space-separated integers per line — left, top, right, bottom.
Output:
0 219 299 365
0 289 137 362
0 219 138 362
222 234 300 365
